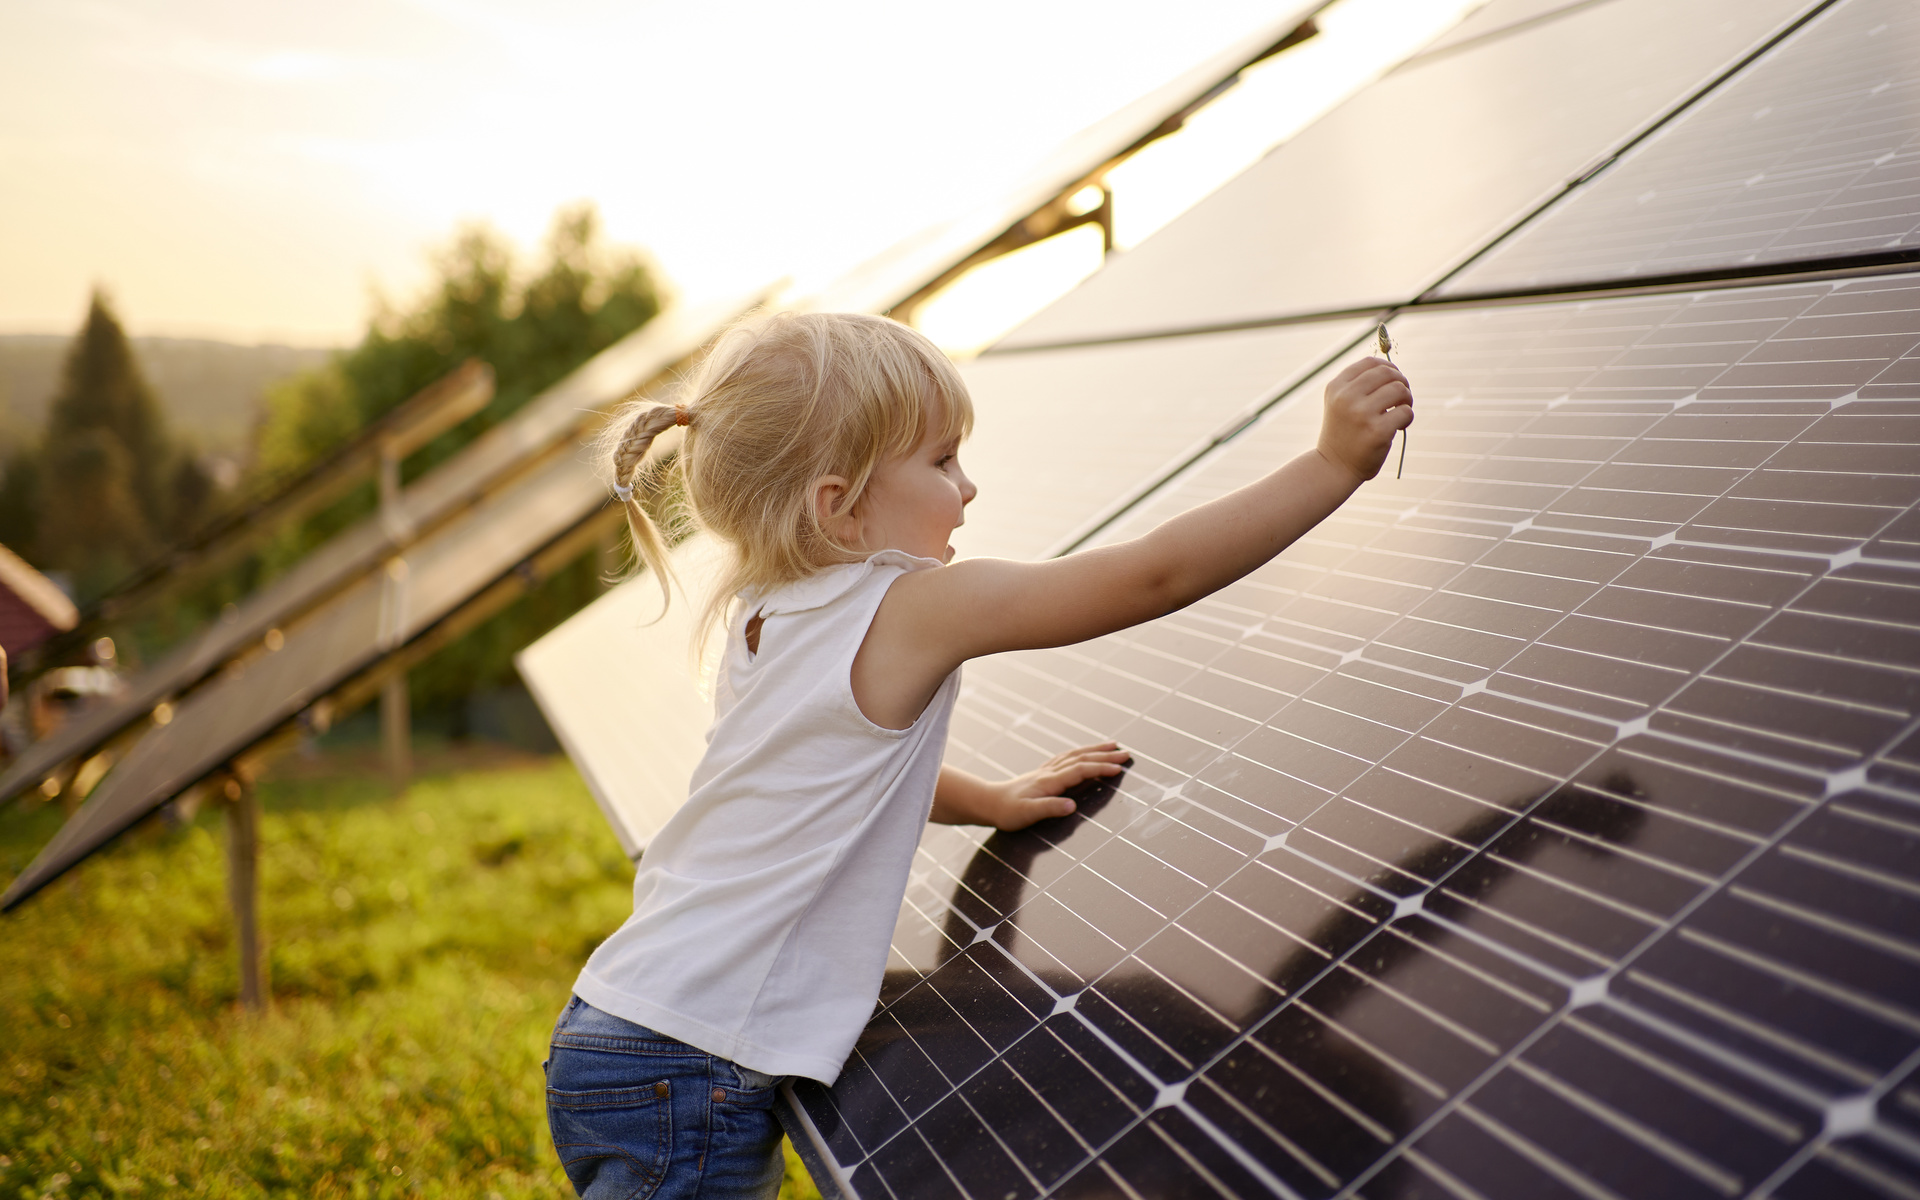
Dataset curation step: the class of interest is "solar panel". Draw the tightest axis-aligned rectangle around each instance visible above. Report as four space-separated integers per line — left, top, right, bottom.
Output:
0 448 618 909
991 0 1816 352
783 271 1920 1199
1441 0 1920 297
0 292 762 809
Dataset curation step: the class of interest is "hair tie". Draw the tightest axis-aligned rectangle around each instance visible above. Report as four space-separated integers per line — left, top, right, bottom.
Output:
612 482 634 502
674 403 691 427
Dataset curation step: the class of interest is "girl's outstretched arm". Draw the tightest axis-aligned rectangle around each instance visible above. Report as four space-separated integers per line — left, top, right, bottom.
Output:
930 743 1132 830
857 356 1411 730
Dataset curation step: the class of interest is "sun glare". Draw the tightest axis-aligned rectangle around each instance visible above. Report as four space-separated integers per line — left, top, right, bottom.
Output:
910 0 1483 355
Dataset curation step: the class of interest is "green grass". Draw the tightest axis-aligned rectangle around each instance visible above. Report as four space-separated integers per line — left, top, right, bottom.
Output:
0 756 822 1199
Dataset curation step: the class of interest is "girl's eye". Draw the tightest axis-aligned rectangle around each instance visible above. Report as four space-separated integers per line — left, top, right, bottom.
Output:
936 454 955 469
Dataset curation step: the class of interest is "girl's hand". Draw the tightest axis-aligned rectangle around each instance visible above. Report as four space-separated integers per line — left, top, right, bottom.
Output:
931 744 1131 831
991 742 1132 830
1317 355 1414 483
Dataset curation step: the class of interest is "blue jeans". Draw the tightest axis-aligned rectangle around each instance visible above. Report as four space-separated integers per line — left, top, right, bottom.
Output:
545 996 786 1200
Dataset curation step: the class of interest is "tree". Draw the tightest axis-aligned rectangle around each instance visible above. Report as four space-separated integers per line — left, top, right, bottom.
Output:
250 203 665 720
0 449 39 554
36 292 178 599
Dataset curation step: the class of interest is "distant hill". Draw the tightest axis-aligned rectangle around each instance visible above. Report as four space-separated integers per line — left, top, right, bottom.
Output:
0 336 335 456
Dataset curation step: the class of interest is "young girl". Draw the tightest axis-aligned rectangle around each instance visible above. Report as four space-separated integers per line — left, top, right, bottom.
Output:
545 311 1412 1199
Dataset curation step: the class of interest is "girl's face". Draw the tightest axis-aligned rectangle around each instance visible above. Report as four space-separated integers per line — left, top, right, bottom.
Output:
839 426 977 563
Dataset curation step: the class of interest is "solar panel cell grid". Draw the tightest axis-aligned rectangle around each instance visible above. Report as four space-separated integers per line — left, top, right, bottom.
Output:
791 273 1920 1197
992 0 1813 350
1444 0 1920 297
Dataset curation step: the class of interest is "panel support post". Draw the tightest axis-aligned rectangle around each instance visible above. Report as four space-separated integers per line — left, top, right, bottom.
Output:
222 772 267 1012
382 672 411 790
377 443 412 792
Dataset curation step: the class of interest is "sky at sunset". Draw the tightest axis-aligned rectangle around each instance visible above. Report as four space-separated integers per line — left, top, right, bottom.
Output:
1 0 1478 348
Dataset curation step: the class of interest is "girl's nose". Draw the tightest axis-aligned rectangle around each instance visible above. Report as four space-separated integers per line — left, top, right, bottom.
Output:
958 468 978 506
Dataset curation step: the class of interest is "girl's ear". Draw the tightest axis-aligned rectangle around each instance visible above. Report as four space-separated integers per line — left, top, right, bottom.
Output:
812 474 857 541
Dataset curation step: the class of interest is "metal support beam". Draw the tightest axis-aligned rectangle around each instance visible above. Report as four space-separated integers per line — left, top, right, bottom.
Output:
221 772 267 1012
381 672 411 790
378 449 412 791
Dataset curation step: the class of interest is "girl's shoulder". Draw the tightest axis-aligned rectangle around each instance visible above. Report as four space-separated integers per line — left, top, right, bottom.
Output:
750 549 944 618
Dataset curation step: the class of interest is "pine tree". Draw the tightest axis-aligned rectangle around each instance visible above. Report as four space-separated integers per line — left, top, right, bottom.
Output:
0 449 38 553
37 291 173 597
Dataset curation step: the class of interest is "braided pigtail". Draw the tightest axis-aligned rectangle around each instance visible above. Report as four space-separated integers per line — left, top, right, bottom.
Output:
600 400 692 614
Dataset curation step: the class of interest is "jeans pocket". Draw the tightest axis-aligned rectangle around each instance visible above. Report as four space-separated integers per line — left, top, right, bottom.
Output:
546 1076 674 1199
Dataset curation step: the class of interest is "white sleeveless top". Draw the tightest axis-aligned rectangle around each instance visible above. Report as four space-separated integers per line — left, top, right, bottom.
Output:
573 549 960 1083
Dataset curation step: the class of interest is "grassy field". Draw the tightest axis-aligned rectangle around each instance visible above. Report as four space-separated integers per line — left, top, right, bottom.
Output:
0 751 822 1199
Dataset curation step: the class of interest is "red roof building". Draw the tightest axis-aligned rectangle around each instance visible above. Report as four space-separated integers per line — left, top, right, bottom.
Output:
0 543 78 658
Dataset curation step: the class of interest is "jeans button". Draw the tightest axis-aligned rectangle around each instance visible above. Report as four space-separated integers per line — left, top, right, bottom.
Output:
655 1081 670 1098
712 1088 727 1102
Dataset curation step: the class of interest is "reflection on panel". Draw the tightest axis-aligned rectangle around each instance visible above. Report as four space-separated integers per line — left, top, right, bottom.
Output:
956 319 1371 561
0 293 760 808
791 273 1920 1198
1445 0 1920 296
993 0 1813 351
0 452 610 908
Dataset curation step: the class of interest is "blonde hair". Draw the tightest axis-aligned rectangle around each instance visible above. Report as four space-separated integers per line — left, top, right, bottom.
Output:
598 310 973 644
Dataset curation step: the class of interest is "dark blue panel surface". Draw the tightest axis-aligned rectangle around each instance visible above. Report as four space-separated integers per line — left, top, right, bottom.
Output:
796 273 1920 1198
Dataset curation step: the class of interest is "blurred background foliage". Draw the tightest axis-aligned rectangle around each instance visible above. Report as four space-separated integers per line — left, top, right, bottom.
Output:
0 201 661 725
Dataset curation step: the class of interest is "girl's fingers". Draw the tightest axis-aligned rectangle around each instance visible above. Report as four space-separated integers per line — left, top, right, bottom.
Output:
1373 401 1414 434
1047 742 1127 767
1037 760 1125 793
1002 793 1077 830
1346 362 1407 395
1329 356 1385 388
1048 756 1130 779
